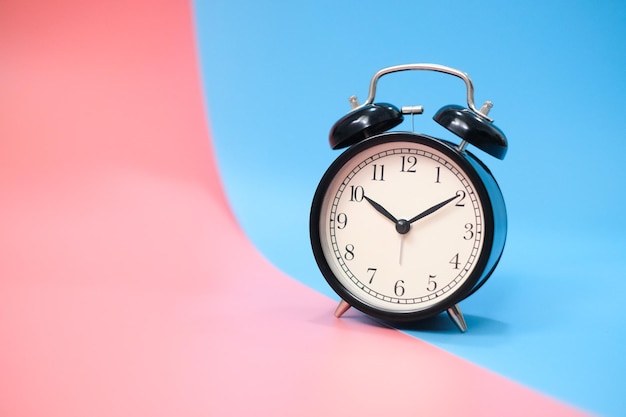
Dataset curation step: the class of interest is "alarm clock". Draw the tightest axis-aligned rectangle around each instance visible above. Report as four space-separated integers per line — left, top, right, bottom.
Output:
309 64 508 332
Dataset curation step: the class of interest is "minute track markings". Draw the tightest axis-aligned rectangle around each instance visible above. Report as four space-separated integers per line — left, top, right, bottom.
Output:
327 144 483 306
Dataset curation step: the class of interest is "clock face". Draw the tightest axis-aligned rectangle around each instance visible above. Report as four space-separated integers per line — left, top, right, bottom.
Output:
312 134 492 319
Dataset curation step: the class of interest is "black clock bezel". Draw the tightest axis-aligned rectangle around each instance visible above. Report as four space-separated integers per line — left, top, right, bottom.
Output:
309 131 505 323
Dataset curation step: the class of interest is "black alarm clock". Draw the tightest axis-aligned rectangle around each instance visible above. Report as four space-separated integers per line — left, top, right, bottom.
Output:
309 64 508 332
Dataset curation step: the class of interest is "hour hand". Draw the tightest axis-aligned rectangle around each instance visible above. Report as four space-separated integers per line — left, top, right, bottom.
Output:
364 195 398 224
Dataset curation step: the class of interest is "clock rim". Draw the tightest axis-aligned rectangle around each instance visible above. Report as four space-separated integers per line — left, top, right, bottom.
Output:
310 131 501 323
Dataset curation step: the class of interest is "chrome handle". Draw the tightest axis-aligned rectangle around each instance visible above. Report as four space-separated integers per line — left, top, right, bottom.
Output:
361 63 493 121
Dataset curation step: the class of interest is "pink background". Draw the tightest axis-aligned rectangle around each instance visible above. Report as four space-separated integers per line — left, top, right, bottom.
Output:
0 1 592 415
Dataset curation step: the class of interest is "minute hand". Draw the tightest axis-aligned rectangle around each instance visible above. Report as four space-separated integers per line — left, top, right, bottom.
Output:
408 195 458 224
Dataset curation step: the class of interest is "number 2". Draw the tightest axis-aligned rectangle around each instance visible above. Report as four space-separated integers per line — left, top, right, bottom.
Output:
455 190 466 207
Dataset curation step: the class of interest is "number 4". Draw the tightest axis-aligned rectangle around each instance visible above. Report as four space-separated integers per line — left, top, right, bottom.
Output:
449 253 460 269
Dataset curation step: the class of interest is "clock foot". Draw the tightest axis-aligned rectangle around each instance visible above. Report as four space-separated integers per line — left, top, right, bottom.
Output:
446 304 467 332
334 300 351 318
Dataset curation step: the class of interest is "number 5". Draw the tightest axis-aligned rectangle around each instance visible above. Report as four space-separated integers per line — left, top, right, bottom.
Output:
427 274 437 292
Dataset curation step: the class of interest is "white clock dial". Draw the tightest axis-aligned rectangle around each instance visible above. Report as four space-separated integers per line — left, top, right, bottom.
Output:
318 140 485 313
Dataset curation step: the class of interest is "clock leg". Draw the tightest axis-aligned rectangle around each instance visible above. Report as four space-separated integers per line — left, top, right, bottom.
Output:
446 304 467 332
334 300 351 318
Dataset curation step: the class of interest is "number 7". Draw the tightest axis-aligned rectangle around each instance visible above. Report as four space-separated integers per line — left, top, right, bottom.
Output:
367 268 377 284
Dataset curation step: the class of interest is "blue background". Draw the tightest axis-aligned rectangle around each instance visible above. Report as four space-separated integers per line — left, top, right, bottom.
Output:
194 1 626 415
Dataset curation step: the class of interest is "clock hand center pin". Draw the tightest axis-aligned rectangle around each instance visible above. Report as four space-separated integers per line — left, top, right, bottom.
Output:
395 219 411 234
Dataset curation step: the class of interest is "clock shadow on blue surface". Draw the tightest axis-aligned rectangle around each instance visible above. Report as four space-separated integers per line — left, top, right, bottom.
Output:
391 313 509 336
331 308 509 336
